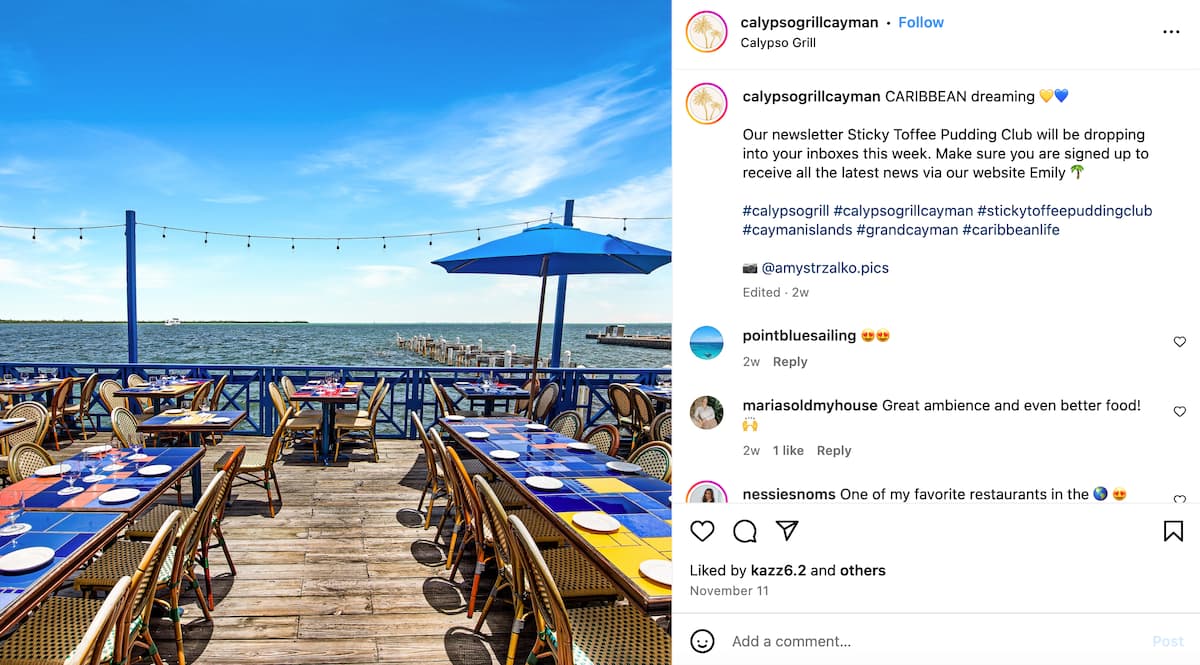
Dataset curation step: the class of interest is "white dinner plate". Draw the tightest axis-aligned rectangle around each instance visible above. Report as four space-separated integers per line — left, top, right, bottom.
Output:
137 464 172 477
33 464 70 477
81 444 113 455
209 417 231 424
453 381 470 386
1 418 25 424
465 431 490 440
489 450 520 461
606 461 642 474
572 511 621 533
339 390 355 396
444 415 465 422
524 476 563 491
0 546 55 574
566 442 595 452
57 486 85 496
97 488 140 504
162 408 186 415
639 559 672 586
524 423 549 431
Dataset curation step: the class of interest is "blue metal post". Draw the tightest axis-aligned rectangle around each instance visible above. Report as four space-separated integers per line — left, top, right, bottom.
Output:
549 199 574 367
124 210 139 363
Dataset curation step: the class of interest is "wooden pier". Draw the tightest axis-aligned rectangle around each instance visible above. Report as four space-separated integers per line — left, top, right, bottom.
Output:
396 334 577 367
587 325 671 350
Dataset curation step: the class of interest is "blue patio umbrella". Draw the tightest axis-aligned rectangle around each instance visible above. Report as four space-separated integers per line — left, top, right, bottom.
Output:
432 222 671 375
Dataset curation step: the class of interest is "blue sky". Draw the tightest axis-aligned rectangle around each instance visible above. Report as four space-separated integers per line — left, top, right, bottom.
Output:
0 1 671 323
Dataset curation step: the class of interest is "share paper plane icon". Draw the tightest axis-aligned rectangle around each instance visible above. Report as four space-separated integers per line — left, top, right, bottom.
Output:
776 520 799 542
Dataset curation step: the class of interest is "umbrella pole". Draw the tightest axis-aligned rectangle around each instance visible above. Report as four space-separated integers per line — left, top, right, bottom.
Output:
529 257 550 417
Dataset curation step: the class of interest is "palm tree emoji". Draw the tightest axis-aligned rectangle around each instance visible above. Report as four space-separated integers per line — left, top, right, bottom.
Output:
691 87 721 122
1071 164 1084 180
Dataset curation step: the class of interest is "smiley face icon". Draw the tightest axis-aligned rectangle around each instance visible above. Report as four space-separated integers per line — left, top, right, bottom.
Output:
876 328 891 342
861 329 875 342
1113 487 1127 501
690 629 715 654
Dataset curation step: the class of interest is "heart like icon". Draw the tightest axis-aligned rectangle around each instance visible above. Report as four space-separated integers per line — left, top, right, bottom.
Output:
1039 89 1053 103
690 520 715 542
1174 336 1187 348
1175 495 1187 504
1174 406 1187 417
1054 89 1069 102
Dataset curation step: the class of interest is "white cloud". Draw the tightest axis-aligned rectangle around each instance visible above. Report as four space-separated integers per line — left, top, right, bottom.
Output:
352 264 416 288
202 194 266 204
300 68 666 206
0 156 35 176
5 68 30 87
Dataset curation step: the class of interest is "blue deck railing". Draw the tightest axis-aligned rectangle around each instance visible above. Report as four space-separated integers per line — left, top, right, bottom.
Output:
0 363 671 439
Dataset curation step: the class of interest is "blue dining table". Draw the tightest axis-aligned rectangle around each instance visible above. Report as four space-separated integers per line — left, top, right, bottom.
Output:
0 510 124 633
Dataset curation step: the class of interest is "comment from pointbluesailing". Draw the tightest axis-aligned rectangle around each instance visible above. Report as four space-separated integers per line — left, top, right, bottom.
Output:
741 328 859 370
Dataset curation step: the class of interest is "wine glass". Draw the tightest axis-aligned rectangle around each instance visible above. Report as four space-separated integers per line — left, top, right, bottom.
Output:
58 464 82 496
2 373 11 384
83 458 102 483
130 433 146 460
0 491 26 537
18 372 29 382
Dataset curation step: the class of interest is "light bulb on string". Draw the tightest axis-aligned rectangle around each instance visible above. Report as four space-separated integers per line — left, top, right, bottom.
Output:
428 234 432 246
291 238 295 252
162 226 166 239
476 229 480 241
79 228 83 240
204 232 208 245
246 235 251 248
382 237 386 250
336 238 340 251
31 227 36 241
622 218 627 232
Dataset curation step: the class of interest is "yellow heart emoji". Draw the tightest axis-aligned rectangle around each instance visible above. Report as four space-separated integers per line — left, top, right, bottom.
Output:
1039 89 1053 103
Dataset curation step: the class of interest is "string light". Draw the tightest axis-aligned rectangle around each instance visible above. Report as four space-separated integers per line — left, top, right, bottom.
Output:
622 217 627 231
381 236 386 250
428 234 432 246
31 227 36 241
246 235 251 248
204 232 208 245
291 238 295 252
161 226 166 238
336 238 340 251
476 229 481 241
79 228 83 240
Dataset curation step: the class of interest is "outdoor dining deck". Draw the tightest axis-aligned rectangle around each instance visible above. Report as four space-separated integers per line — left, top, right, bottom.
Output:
39 433 525 665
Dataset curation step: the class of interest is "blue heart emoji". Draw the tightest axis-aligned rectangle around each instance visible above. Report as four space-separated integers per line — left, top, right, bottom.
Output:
1054 89 1068 102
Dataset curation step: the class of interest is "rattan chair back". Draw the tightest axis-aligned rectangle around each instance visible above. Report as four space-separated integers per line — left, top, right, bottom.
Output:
208 374 229 410
265 407 293 466
50 376 76 416
607 383 634 421
2 401 49 450
649 410 672 441
75 373 99 418
547 410 582 439
67 574 130 665
8 442 54 482
530 381 560 423
169 472 225 591
279 375 297 399
429 377 453 417
630 387 655 431
509 515 573 663
512 376 541 417
213 445 246 524
97 379 126 412
429 430 460 511
365 377 387 414
189 382 211 411
474 476 515 580
267 382 288 419
118 510 181 662
110 407 140 447
581 424 621 458
446 447 484 540
411 412 442 489
628 441 672 481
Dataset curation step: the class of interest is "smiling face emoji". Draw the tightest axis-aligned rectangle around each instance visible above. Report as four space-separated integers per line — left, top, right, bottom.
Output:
1113 487 1127 501
861 329 875 342
690 629 715 654
876 328 891 342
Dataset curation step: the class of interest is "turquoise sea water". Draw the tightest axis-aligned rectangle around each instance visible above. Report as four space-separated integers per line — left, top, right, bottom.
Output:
0 322 672 368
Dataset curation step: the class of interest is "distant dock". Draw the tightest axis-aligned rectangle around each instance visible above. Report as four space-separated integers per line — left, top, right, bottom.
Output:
397 334 578 367
588 324 671 350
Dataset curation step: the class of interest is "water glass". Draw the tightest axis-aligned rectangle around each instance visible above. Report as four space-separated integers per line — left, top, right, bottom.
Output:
19 372 28 382
131 434 146 459
0 491 25 537
2 374 11 384
59 464 81 495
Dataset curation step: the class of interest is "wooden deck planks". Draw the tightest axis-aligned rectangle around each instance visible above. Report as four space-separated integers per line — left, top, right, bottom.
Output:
45 433 527 665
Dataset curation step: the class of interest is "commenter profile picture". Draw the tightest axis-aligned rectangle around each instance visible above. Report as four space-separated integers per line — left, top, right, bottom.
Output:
686 83 727 125
687 480 727 503
690 396 723 429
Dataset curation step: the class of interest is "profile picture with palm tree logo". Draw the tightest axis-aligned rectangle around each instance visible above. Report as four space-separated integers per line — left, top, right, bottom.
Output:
686 83 727 125
686 11 728 52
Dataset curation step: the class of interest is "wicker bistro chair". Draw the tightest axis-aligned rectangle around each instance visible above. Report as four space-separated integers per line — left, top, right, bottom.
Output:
628 441 672 482
649 410 672 443
547 410 583 439
509 515 671 665
0 512 181 665
0 576 131 665
500 376 541 418
350 377 387 418
444 447 493 618
529 381 560 423
126 446 246 608
47 376 78 449
268 382 321 461
234 409 290 517
1 401 50 482
332 382 389 462
186 382 211 412
580 424 621 458
207 374 228 411
474 478 619 665
412 416 500 526
606 383 637 443
7 442 55 483
431 431 562 560
629 387 655 446
77 474 223 665
62 373 99 441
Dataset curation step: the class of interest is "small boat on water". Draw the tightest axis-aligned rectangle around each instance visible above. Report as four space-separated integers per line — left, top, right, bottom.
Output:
164 317 182 327
588 324 671 350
